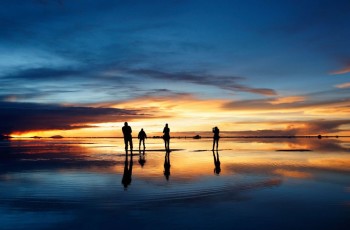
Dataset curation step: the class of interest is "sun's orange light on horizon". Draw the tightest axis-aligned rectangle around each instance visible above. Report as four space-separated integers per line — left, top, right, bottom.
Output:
9 94 350 138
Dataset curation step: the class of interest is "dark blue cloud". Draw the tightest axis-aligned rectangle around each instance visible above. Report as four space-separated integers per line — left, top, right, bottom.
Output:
5 68 81 80
130 69 277 95
0 0 349 108
0 101 144 134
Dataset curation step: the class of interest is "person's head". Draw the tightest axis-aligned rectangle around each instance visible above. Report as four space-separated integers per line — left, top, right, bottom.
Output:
124 122 128 126
165 123 168 127
141 128 143 131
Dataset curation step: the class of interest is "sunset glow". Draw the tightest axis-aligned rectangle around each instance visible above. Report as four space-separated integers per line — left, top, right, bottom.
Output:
1 2 350 229
1 0 350 137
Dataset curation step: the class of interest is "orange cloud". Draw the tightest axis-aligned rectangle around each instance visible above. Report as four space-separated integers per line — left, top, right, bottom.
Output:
270 96 305 105
6 89 350 138
106 94 234 132
335 82 350 89
330 66 350 75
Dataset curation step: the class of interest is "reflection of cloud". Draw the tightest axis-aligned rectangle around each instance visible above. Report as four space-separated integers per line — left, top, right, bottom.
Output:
308 158 350 172
274 169 312 179
225 158 350 177
284 138 350 153
0 101 146 135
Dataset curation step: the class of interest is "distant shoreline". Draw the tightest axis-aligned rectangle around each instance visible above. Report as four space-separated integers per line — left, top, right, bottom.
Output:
2 135 349 139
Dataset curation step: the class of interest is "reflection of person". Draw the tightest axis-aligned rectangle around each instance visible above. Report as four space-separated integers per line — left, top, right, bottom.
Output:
138 149 146 167
122 122 133 150
138 128 147 149
212 126 220 150
164 150 171 180
122 149 133 189
163 123 170 151
212 150 221 175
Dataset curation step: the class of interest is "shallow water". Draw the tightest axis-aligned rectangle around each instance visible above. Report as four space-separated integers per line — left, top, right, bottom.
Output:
0 137 349 229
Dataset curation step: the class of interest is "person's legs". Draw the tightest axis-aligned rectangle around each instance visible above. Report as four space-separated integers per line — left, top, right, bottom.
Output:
124 138 128 150
129 138 133 150
164 138 167 150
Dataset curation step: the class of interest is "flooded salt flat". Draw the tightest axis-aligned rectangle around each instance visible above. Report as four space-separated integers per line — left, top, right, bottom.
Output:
0 137 349 230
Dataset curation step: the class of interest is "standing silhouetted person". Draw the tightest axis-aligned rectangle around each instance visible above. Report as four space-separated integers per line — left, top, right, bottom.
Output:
138 128 147 149
212 126 220 150
163 123 170 151
122 122 133 150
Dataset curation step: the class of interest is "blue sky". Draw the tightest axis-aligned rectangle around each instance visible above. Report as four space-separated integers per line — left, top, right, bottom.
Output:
1 0 350 136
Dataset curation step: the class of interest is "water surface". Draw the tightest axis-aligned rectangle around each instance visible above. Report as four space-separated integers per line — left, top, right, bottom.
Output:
0 137 349 229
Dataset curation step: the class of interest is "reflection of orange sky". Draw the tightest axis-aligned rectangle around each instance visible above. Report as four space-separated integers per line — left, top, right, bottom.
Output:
9 137 347 181
308 158 350 172
11 95 350 137
274 169 312 179
110 149 350 180
70 138 350 181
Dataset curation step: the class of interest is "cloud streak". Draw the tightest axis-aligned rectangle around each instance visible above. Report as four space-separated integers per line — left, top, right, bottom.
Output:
222 96 350 112
130 69 277 96
0 102 146 135
330 65 350 75
4 68 81 80
335 82 350 89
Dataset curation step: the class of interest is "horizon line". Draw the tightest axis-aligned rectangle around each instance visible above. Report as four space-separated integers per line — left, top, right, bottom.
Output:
3 135 349 139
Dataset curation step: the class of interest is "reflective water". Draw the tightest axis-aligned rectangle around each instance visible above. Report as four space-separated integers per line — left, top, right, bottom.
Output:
0 137 349 229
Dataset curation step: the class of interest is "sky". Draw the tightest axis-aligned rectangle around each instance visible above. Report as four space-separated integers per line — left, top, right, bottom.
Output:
1 0 350 137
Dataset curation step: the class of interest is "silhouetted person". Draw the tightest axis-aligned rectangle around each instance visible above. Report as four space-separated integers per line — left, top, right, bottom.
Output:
138 128 147 149
212 126 220 150
122 149 133 189
138 149 146 167
163 123 170 151
164 150 171 180
212 150 221 175
122 122 133 150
